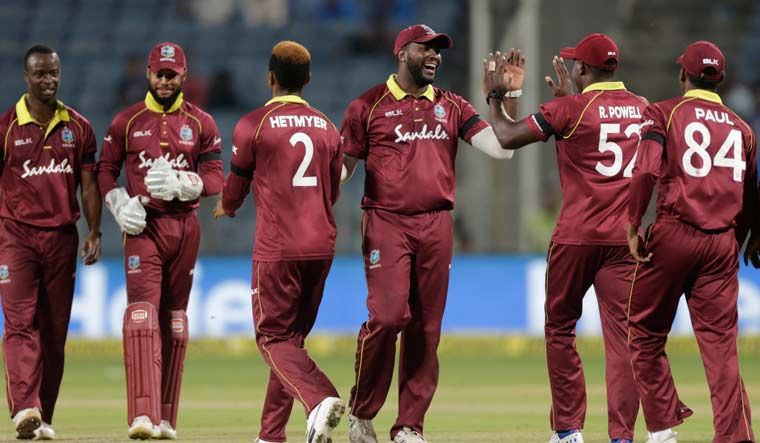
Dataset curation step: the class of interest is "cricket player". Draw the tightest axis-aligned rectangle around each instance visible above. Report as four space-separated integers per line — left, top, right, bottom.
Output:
626 41 756 443
341 24 515 443
214 40 345 443
483 34 648 443
98 42 223 440
0 44 102 440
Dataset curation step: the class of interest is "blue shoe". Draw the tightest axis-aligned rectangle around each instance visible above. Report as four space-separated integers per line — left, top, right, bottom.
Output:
611 439 633 443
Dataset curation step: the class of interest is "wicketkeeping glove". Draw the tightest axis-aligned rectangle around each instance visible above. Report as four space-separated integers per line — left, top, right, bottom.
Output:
105 188 149 235
144 156 204 202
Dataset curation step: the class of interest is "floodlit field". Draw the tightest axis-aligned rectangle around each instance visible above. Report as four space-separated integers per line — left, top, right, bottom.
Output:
0 337 758 442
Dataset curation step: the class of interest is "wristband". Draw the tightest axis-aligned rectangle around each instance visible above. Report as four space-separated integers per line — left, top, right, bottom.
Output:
486 90 505 104
505 89 523 98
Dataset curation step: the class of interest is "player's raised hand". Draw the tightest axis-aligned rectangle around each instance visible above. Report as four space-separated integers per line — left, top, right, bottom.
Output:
744 231 760 268
545 56 573 97
626 223 652 263
483 51 512 98
504 48 526 91
80 230 102 265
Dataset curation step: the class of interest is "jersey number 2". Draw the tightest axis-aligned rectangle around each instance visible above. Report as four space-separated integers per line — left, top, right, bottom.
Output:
290 132 318 187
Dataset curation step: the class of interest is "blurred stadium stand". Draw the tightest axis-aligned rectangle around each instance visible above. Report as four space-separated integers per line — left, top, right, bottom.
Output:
0 0 756 256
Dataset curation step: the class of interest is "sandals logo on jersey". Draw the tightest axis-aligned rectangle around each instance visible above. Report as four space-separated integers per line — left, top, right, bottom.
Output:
171 318 184 333
434 103 446 121
131 309 148 323
138 151 190 170
21 158 74 179
160 45 175 60
0 265 9 283
61 127 75 146
394 123 449 143
179 124 194 146
127 255 141 274
368 249 381 269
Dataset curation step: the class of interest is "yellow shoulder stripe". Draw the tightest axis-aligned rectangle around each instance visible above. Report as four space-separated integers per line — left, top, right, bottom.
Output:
255 103 288 141
562 91 604 139
125 107 150 152
367 91 391 124
666 97 698 132
3 118 18 161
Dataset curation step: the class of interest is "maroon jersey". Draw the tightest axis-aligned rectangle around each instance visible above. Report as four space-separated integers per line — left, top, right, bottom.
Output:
525 82 649 245
341 75 489 215
221 96 342 261
629 89 757 231
0 95 96 227
98 93 223 215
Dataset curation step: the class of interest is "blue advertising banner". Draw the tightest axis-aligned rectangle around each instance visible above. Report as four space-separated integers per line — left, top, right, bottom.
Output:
1 256 759 337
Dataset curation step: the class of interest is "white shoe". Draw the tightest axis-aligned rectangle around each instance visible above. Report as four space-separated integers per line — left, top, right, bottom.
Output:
548 430 584 443
393 427 427 443
646 429 677 443
31 421 55 440
157 420 177 440
128 415 157 440
255 439 283 443
306 397 346 443
13 408 42 440
348 414 377 443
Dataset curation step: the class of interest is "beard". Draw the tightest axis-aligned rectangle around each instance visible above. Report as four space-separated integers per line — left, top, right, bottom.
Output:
407 60 435 87
148 85 182 107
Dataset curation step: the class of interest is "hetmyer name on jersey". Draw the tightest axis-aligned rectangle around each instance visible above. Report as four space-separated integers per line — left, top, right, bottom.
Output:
269 115 328 130
598 106 642 119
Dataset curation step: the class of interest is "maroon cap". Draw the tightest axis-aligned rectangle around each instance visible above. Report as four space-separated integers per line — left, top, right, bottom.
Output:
147 42 187 75
393 24 453 55
676 40 725 81
559 33 619 71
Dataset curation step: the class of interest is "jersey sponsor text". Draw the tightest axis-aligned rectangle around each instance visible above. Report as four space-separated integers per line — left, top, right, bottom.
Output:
21 158 74 178
393 123 450 143
137 151 190 170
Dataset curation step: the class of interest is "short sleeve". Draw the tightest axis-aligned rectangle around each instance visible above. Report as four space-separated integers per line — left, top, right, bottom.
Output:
640 104 668 145
457 97 490 142
199 113 222 161
78 118 97 171
534 96 576 140
230 117 256 179
340 98 369 159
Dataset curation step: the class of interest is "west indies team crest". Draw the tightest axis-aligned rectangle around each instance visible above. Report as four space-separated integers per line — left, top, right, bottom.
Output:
161 45 175 58
434 103 446 119
61 127 74 144
369 249 380 264
180 124 193 141
128 255 140 270
0 265 9 280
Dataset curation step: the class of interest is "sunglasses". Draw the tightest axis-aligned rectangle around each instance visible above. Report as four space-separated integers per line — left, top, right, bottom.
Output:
155 71 178 80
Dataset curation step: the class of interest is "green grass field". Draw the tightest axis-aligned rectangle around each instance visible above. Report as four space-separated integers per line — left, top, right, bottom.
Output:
0 336 758 442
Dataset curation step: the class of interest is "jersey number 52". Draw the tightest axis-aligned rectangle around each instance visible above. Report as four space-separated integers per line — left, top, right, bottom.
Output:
596 123 641 178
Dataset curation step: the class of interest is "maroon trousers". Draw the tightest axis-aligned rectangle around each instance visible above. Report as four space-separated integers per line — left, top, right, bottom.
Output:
0 218 78 423
253 259 339 443
545 243 639 440
628 218 754 443
350 209 453 439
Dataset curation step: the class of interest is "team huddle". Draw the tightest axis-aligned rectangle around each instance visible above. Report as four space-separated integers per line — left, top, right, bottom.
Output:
0 22 755 443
